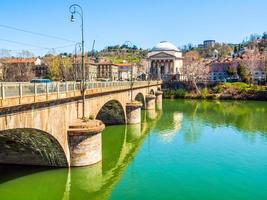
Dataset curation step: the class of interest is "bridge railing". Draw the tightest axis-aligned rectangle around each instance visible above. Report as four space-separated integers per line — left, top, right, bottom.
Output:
0 81 161 99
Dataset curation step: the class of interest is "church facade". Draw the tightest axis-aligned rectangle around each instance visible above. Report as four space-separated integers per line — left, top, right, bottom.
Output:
147 41 183 80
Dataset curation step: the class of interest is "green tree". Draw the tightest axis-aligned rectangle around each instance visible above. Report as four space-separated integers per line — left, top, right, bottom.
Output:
46 56 72 81
237 63 251 83
234 46 238 54
226 65 235 76
47 57 60 80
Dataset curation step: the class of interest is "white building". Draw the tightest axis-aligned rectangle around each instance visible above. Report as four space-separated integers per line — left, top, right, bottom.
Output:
147 41 183 81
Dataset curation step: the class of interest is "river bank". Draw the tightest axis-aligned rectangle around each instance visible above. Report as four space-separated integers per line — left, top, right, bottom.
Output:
163 82 267 101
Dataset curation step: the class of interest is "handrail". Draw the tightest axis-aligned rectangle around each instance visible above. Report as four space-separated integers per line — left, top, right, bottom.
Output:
0 81 161 99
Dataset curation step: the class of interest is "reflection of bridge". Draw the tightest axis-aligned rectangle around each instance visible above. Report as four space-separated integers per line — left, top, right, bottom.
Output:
0 110 163 200
0 81 163 167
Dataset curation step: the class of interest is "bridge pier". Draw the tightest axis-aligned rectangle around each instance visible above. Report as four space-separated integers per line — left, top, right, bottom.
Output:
147 109 158 120
68 120 105 167
145 94 156 110
155 91 163 110
127 123 142 142
126 102 142 124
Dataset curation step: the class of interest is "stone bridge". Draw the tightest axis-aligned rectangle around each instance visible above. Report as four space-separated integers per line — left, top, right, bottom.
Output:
0 110 166 199
0 81 163 167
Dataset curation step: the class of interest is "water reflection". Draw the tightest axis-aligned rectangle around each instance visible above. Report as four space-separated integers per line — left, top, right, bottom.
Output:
171 100 267 133
0 166 68 200
0 109 161 200
155 112 183 143
163 99 267 143
146 109 158 120
1 100 267 200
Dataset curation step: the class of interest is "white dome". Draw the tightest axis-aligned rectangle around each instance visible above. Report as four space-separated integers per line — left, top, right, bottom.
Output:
152 41 180 52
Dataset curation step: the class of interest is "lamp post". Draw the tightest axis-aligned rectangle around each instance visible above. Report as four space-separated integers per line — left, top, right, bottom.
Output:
69 4 85 118
122 41 134 102
74 42 82 80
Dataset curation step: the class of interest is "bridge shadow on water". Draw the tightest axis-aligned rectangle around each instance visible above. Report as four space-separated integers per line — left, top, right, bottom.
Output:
0 109 163 200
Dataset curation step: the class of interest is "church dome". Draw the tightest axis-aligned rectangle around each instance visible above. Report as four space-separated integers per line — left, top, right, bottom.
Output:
152 41 180 52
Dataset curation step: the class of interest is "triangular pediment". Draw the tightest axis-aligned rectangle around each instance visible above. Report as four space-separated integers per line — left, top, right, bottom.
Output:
149 52 175 59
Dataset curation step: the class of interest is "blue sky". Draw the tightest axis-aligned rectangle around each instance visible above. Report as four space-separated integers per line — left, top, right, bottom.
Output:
0 0 266 56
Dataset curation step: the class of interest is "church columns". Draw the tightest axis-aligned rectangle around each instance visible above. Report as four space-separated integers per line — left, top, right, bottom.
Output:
165 60 169 74
163 60 167 75
151 60 157 79
157 61 160 79
152 61 155 75
150 58 177 80
161 61 163 78
170 60 176 74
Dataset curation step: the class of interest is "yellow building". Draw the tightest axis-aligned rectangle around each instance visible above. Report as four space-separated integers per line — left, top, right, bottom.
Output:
97 62 119 81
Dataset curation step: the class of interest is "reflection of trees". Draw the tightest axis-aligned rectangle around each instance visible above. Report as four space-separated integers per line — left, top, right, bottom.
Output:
165 99 267 135
0 166 68 200
182 119 203 143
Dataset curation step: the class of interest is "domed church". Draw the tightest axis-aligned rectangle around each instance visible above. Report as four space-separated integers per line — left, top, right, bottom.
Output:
147 41 183 81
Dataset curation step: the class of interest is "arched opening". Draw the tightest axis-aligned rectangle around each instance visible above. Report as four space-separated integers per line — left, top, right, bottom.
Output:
0 128 68 167
157 87 161 91
96 100 125 125
150 89 155 95
135 93 145 109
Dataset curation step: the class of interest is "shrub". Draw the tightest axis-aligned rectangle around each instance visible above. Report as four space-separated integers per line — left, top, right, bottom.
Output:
250 85 266 91
163 89 187 99
200 88 210 98
174 89 186 98
213 85 224 93
237 64 251 83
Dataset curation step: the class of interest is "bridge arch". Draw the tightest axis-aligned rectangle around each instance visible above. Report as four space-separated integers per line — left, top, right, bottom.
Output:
96 100 126 125
150 89 155 95
0 128 68 167
135 92 146 109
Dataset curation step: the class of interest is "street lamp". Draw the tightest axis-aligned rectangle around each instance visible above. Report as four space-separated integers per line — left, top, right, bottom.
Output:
74 42 82 80
122 41 134 102
69 4 86 118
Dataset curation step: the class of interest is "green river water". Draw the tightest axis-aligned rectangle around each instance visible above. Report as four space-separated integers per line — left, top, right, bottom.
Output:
0 99 267 200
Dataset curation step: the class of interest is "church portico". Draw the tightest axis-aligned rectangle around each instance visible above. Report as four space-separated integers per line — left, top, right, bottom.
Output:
150 59 174 78
148 41 183 81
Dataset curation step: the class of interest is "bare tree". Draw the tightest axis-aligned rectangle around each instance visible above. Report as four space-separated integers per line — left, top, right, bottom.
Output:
3 61 34 82
17 50 34 58
183 59 209 93
183 51 209 93
0 49 11 58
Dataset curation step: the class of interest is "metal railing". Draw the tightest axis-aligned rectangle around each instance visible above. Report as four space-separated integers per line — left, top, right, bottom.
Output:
0 81 160 99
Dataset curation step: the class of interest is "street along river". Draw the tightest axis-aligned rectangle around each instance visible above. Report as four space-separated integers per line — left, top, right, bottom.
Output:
0 99 267 200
